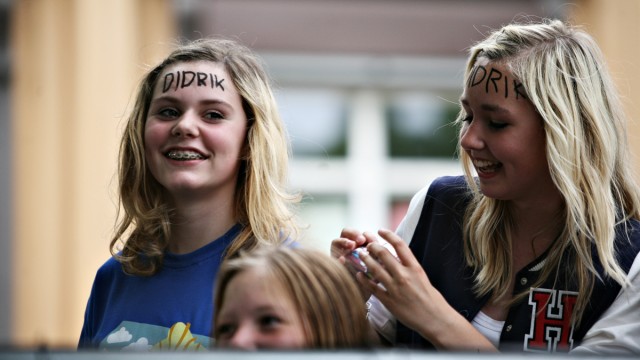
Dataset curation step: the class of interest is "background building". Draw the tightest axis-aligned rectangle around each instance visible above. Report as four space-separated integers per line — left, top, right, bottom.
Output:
3 0 640 348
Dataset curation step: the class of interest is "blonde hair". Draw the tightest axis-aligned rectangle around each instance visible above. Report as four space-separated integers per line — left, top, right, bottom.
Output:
111 38 299 275
213 246 375 349
457 19 640 324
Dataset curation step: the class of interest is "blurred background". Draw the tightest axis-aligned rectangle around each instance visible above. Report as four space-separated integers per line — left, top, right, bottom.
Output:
1 0 640 349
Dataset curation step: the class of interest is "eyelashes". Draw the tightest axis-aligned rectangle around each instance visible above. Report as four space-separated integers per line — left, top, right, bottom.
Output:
460 114 508 130
153 107 225 121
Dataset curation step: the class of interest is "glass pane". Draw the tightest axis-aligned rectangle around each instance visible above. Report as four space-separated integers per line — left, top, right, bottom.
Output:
386 91 459 158
276 88 347 157
297 194 348 252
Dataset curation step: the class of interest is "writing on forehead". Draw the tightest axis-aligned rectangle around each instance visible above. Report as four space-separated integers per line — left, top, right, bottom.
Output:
162 71 226 93
466 65 527 100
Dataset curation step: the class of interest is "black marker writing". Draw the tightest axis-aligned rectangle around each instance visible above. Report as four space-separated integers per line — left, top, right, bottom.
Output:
162 71 226 93
467 65 527 100
468 65 486 88
513 81 526 100
486 68 502 95
197 72 207 86
210 73 224 90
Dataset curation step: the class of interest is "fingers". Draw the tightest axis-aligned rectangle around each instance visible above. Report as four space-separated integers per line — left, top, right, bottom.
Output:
330 238 355 263
335 228 411 291
377 228 412 263
331 228 369 261
365 230 401 265
357 244 394 289
361 229 419 291
356 270 383 298
333 228 375 301
340 228 368 247
376 229 426 283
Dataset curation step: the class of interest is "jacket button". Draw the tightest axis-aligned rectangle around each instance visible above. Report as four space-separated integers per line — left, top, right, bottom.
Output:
520 277 528 285
506 324 512 332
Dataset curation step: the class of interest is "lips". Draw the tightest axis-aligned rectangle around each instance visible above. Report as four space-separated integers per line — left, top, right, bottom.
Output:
473 159 502 173
165 149 208 161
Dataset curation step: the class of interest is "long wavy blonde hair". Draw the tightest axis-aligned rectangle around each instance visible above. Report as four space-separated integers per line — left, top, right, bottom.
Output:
458 19 640 324
213 246 375 348
111 38 299 276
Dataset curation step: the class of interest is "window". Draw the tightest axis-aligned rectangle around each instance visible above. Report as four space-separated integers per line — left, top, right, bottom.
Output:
297 194 348 250
276 88 347 157
386 91 460 159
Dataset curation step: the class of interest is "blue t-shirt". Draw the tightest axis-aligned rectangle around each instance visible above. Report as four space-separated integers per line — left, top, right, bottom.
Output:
78 224 242 351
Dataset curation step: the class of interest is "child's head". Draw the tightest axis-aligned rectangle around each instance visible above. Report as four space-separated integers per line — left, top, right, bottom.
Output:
457 19 640 325
458 19 631 202
112 38 298 274
213 246 374 350
121 37 289 223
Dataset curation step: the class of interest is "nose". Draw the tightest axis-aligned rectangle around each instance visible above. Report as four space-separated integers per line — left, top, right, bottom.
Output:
171 111 199 138
227 324 258 350
459 120 484 152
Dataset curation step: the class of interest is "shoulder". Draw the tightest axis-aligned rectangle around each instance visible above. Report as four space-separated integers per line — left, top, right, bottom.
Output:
421 176 472 216
98 256 123 272
396 176 469 243
428 175 468 189
407 175 469 207
92 256 126 283
426 175 471 199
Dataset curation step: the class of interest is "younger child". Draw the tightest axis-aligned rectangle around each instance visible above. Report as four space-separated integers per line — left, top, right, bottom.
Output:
213 246 377 349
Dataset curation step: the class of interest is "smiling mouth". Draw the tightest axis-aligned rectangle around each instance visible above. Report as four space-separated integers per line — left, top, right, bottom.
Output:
165 150 207 161
473 159 502 173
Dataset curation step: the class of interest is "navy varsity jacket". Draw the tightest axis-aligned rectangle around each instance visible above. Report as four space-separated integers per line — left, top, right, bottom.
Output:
396 176 640 352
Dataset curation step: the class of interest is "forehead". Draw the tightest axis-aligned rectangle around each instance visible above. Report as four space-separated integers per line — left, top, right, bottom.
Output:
162 60 226 78
464 58 528 102
224 268 292 307
230 268 276 293
153 60 235 95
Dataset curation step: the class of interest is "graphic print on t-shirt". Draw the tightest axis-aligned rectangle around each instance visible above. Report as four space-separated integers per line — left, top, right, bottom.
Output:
100 321 210 351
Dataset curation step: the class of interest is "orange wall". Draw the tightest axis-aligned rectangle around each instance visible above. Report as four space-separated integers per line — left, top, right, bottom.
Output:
11 0 176 347
571 0 640 179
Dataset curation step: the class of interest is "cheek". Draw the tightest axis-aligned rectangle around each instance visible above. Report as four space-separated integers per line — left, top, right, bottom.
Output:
234 124 249 152
523 128 547 163
208 125 247 155
143 122 171 171
510 135 548 176
270 330 306 349
286 316 309 347
143 121 166 149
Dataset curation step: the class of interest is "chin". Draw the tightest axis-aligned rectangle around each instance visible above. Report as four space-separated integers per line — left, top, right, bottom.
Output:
478 185 507 200
164 181 206 194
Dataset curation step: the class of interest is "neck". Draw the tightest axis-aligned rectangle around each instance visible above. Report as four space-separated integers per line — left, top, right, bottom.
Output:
509 188 563 232
167 190 237 255
508 192 564 269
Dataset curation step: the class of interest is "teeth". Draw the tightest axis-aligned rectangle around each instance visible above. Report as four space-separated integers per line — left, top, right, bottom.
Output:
473 159 500 172
474 160 494 167
166 150 205 160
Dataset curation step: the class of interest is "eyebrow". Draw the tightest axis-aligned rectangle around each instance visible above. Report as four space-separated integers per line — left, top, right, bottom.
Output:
150 95 234 109
460 98 511 115
480 103 510 114
255 305 279 312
